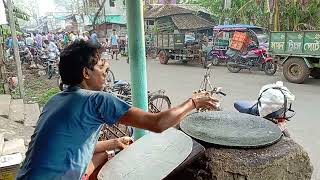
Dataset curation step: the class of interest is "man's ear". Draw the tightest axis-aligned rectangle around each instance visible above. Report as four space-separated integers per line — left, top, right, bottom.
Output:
82 67 90 80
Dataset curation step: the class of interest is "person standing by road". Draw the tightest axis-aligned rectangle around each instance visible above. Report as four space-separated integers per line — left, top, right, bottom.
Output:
90 31 98 44
110 29 119 60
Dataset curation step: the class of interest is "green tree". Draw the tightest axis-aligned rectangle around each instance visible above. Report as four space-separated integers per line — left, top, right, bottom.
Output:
2 0 30 32
189 0 320 31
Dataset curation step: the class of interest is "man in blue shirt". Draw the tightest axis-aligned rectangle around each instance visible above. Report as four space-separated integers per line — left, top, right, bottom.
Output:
90 31 98 44
110 29 119 60
6 37 13 49
16 40 218 180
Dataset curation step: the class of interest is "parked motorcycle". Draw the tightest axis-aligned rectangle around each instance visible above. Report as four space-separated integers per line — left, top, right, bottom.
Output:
226 44 277 75
234 81 295 137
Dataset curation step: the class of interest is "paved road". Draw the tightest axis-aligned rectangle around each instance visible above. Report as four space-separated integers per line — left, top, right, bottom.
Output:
108 57 320 179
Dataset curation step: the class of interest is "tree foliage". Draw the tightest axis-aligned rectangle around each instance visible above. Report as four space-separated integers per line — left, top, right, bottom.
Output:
189 0 320 31
92 0 107 29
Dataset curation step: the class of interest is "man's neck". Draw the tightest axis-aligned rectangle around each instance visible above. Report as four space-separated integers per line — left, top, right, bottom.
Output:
79 82 89 90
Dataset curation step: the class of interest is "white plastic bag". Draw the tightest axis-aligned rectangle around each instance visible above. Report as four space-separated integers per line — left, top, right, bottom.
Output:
258 81 295 117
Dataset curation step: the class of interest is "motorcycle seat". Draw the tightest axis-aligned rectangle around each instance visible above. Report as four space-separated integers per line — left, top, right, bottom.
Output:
242 51 259 59
234 100 259 116
114 80 129 86
234 100 286 119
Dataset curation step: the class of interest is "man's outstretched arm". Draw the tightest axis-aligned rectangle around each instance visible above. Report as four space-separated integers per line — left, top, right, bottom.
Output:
118 94 218 133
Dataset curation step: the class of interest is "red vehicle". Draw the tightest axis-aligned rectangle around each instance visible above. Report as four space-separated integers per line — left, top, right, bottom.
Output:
226 42 277 75
204 24 272 69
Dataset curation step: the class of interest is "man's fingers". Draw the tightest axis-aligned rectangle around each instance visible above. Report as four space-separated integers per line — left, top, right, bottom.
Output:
125 137 134 144
209 97 219 102
120 137 134 145
207 102 218 109
118 143 127 150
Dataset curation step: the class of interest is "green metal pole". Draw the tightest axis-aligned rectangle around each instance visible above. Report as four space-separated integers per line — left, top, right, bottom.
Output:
126 0 148 139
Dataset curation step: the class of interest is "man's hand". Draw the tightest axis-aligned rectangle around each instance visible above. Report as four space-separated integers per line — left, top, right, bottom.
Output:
192 90 219 111
115 136 134 150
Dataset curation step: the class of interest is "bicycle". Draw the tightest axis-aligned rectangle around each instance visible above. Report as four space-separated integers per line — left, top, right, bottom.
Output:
200 63 226 95
100 80 171 140
197 63 226 111
105 68 115 86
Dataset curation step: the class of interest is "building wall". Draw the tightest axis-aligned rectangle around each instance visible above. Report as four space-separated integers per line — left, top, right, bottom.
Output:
85 0 127 39
104 0 126 17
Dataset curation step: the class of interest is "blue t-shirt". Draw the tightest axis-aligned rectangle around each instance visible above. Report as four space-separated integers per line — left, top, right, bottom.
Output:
16 86 130 180
90 33 98 43
111 35 118 46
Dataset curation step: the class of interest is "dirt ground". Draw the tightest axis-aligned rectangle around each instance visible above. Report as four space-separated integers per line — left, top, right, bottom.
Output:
4 62 60 106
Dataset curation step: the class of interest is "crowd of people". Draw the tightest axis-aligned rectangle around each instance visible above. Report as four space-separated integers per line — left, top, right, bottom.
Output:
5 31 92 52
4 29 127 63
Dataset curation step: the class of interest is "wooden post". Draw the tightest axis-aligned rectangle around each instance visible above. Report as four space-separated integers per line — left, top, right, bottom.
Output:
224 0 231 24
7 0 25 99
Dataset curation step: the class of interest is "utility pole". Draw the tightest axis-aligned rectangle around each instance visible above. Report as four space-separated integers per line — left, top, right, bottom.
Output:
273 0 280 31
224 0 231 9
7 0 25 99
77 0 80 14
224 0 231 24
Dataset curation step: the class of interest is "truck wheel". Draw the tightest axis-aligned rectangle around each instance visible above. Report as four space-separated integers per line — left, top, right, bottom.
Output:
310 68 320 79
159 50 168 64
283 57 310 83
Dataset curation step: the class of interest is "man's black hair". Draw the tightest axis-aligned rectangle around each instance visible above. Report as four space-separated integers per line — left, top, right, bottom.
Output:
59 40 101 86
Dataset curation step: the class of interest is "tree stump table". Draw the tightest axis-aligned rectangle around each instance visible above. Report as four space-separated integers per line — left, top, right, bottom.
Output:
172 112 313 180
169 137 313 180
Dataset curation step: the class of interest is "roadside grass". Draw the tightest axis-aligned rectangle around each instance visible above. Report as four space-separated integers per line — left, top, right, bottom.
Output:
10 76 59 107
25 78 59 106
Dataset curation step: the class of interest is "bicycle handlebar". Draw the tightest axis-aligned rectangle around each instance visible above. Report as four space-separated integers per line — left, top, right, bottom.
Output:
206 63 213 69
217 91 227 96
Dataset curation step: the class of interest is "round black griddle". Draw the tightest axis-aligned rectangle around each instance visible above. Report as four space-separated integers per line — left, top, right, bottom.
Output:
180 111 282 148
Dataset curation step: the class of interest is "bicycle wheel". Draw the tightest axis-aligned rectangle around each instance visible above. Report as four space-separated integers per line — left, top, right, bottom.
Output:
148 95 171 113
106 69 115 85
99 123 133 141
